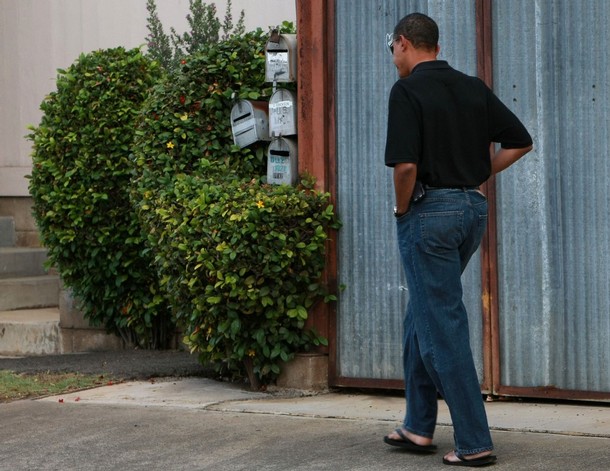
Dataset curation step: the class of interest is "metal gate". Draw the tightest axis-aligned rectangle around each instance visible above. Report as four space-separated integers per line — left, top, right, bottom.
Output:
491 0 610 400
333 0 484 388
332 0 610 401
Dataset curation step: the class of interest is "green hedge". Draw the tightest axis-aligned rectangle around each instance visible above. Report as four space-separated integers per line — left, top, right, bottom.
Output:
132 29 339 385
28 47 173 348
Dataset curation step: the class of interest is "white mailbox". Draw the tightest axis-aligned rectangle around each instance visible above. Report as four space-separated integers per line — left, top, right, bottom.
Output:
269 89 297 137
267 137 298 185
230 100 270 148
265 33 297 83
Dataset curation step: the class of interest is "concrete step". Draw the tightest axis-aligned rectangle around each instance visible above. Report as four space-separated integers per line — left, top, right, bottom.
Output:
0 307 125 355
0 308 61 355
0 216 16 247
0 247 49 278
0 275 60 311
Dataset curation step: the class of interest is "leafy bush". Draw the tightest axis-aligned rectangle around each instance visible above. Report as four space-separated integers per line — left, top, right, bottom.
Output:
28 47 173 348
146 0 245 72
134 29 271 180
132 28 339 386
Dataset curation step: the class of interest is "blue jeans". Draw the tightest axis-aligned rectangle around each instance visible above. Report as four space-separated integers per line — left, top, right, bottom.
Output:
395 188 492 455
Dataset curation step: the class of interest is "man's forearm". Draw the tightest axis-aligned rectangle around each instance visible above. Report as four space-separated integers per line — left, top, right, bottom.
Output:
491 145 533 175
393 162 418 215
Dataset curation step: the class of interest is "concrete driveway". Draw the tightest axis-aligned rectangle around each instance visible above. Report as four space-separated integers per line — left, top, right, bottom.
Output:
1 377 609 470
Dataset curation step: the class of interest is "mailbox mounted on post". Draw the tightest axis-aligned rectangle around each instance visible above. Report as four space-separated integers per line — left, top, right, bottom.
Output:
267 137 297 185
265 32 297 83
230 100 270 148
269 88 297 137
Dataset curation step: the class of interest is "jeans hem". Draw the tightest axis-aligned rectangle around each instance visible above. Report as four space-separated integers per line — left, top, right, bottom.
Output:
456 446 494 455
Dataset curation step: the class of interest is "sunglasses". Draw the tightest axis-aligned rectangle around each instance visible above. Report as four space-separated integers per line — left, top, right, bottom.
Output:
386 33 397 54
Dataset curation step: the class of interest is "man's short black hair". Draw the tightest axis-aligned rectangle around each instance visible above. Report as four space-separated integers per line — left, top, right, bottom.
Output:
394 13 439 51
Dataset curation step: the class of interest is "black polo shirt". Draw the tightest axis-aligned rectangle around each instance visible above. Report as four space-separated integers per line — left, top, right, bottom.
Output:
384 60 532 187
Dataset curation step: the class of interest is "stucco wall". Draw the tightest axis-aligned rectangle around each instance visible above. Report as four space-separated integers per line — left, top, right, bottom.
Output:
0 0 295 196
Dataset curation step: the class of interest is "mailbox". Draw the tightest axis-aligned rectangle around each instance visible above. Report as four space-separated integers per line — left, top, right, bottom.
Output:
267 137 298 185
230 100 270 148
265 33 297 83
269 88 297 137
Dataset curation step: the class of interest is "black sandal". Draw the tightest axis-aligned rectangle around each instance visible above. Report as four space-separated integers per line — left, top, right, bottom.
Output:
442 451 497 467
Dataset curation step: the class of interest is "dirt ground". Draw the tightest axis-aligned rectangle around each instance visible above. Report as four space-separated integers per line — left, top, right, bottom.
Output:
0 349 213 380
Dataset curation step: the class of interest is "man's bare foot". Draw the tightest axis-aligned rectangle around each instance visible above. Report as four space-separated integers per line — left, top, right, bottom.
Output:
386 428 433 446
383 428 437 453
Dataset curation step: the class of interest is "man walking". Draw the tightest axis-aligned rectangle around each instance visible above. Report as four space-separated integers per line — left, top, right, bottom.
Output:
383 13 532 467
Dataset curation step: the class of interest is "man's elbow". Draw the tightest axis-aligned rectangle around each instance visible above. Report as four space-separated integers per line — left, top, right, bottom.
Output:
514 143 533 159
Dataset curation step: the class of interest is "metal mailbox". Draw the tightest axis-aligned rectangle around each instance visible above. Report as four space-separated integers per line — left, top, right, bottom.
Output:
230 99 270 148
265 33 297 83
267 137 298 185
269 88 297 137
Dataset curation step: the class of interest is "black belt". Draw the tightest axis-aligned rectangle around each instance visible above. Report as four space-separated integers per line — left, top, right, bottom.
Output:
423 184 480 191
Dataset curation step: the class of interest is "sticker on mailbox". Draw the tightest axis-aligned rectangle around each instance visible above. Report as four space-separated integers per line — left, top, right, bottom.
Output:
270 155 288 180
270 101 293 130
266 52 289 80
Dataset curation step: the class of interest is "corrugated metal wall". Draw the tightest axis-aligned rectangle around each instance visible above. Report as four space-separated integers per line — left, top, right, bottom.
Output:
335 0 482 383
493 0 610 393
334 0 610 397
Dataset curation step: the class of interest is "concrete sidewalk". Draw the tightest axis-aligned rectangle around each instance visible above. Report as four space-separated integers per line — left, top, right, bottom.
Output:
1 377 609 470
36 377 610 438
